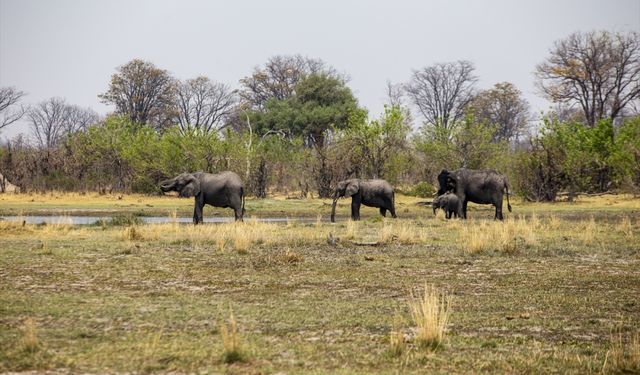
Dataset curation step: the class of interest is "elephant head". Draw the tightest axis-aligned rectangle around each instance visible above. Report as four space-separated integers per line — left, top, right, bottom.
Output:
431 195 443 215
437 169 456 196
159 173 201 197
330 179 360 222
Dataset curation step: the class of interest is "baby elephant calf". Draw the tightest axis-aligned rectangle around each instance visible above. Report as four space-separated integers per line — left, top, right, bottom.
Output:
432 193 460 219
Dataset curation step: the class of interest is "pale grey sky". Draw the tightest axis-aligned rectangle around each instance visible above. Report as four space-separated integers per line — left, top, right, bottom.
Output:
1 0 639 139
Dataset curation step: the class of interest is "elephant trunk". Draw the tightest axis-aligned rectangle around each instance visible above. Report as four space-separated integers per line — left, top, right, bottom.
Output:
330 190 339 223
433 205 437 215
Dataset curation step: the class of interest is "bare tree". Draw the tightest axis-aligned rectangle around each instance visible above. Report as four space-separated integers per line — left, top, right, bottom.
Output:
175 76 237 134
99 59 176 129
0 87 27 131
405 60 478 134
65 105 100 133
239 54 339 110
468 82 531 142
536 30 640 127
28 98 98 148
29 98 71 148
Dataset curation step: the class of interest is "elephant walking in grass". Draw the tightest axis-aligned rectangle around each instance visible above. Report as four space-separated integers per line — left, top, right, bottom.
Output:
330 179 397 222
159 171 245 224
432 193 460 219
437 168 512 220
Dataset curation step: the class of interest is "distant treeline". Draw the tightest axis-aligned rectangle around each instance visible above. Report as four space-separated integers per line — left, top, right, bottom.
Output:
0 30 639 200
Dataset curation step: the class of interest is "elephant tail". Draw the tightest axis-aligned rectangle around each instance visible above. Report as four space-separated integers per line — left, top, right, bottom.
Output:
241 187 246 215
505 181 512 213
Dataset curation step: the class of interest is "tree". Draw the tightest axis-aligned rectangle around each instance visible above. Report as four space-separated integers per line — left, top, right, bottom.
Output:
239 54 337 110
174 76 237 134
405 60 477 138
346 106 410 179
468 82 531 143
536 30 640 127
247 73 360 197
28 98 99 148
29 98 71 148
0 87 27 131
99 59 176 130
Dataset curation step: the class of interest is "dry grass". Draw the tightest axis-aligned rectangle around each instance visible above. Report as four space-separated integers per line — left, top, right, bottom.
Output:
604 330 640 374
280 248 303 264
388 314 407 358
345 219 358 240
122 225 143 241
460 217 537 255
379 220 426 244
219 310 245 364
581 216 598 244
18 318 41 354
617 215 635 239
408 285 450 351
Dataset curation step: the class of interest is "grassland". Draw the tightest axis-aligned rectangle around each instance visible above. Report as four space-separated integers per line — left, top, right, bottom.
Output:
1 193 639 374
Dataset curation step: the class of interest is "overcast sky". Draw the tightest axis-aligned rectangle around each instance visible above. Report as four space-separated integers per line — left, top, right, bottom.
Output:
1 0 639 139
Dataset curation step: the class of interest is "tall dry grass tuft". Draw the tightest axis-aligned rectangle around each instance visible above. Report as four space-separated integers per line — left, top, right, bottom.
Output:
409 285 450 351
219 310 246 364
580 216 598 244
546 215 561 230
617 215 634 239
123 225 144 241
19 318 42 353
379 221 423 244
460 218 536 255
604 330 640 374
388 313 407 358
345 220 358 240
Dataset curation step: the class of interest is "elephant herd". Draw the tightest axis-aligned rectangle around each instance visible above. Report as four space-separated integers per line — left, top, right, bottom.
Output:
158 168 512 224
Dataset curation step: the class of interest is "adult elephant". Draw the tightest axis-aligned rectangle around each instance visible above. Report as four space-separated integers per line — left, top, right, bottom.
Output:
437 168 512 220
330 179 397 222
159 171 245 224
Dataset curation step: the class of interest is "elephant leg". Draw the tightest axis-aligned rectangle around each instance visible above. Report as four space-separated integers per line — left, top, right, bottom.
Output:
495 199 504 221
462 199 468 219
234 206 243 222
351 196 362 221
380 207 387 217
193 203 203 225
389 201 397 218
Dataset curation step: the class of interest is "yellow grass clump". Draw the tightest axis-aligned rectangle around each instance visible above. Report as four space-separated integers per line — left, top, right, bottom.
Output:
219 310 246 364
19 318 42 353
617 215 635 239
388 314 407 358
409 285 450 351
580 216 598 244
604 330 640 374
460 217 536 255
379 220 425 244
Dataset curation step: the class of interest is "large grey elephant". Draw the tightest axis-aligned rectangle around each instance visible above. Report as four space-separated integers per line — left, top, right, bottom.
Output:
437 168 512 220
330 179 397 222
432 193 460 219
159 171 245 224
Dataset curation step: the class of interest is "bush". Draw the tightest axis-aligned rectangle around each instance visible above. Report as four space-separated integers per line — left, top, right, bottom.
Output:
405 182 436 198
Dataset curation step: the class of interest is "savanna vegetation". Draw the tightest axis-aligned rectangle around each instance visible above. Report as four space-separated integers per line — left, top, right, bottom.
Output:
1 29 639 374
1 194 639 373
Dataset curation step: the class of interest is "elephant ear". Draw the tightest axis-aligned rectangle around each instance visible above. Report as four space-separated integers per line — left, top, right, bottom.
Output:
180 175 201 197
345 181 359 197
446 174 457 191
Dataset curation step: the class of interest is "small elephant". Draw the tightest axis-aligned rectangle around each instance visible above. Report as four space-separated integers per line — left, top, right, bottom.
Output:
159 171 245 224
330 178 397 222
432 193 460 219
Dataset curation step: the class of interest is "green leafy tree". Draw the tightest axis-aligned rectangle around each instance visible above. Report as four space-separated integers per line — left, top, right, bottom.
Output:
345 106 410 180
